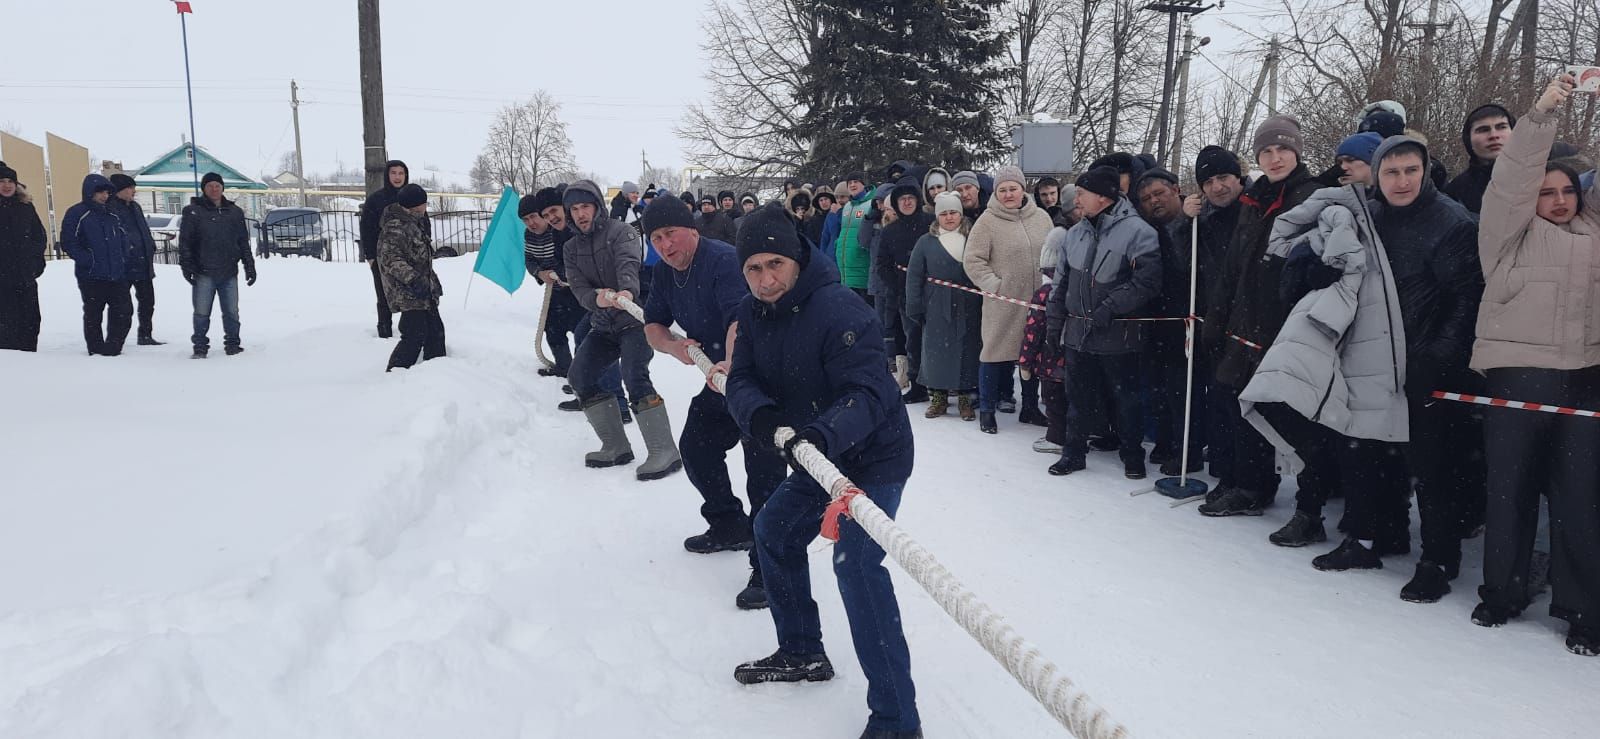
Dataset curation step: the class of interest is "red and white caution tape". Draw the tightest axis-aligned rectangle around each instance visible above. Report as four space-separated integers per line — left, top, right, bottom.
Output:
897 265 1187 323
600 288 1131 739
1431 391 1600 418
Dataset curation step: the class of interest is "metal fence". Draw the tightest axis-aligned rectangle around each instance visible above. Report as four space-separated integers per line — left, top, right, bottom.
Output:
144 208 495 267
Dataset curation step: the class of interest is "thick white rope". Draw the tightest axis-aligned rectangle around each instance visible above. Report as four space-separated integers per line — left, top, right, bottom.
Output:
533 280 556 370
601 288 1131 738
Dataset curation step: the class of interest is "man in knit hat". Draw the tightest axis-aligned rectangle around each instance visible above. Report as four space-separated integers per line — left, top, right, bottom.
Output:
725 202 921 739
0 162 46 352
562 179 683 481
1335 132 1383 186
107 173 164 345
1199 115 1330 517
378 183 446 370
638 195 786 610
1177 145 1247 479
180 171 255 358
696 192 737 243
522 188 581 377
951 170 984 221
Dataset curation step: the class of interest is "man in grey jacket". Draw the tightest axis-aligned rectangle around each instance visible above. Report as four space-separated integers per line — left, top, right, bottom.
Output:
1046 166 1163 479
563 180 682 481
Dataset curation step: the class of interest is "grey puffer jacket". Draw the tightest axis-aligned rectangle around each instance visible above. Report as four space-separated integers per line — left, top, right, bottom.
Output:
563 179 644 334
1046 195 1162 355
1240 185 1409 468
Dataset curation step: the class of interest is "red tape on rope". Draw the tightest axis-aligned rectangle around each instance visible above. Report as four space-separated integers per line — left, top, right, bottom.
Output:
1430 391 1600 418
820 487 864 542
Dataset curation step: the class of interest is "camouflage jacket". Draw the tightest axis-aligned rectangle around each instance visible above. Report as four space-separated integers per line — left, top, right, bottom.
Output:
377 203 442 312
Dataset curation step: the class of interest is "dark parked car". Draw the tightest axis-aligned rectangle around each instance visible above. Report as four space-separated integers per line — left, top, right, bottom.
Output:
257 207 329 260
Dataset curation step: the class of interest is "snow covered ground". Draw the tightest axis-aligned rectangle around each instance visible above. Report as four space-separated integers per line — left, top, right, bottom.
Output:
2 258 1597 738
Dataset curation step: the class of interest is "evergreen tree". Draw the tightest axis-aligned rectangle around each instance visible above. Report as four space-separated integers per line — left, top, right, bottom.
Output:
796 0 1010 182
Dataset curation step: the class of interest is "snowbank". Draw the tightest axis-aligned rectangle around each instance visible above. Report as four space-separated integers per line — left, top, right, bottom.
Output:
0 259 1595 737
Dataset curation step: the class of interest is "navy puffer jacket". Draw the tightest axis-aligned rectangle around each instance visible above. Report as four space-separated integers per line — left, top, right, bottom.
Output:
59 174 132 282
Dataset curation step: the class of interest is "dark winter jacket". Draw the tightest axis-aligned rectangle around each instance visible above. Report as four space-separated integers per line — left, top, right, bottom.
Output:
107 196 157 281
360 160 428 260
60 175 133 282
643 237 745 363
1174 197 1243 320
726 249 913 482
0 189 46 284
563 179 644 334
1206 164 1327 388
179 193 255 281
804 209 829 246
1367 138 1484 393
1018 282 1065 383
1443 104 1517 214
697 210 737 244
377 203 442 312
874 183 935 300
1047 195 1162 355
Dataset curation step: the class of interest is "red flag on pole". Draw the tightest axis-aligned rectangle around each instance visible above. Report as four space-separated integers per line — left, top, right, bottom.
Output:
175 1 193 13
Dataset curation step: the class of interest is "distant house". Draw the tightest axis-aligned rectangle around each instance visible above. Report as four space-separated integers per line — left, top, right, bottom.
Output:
132 143 266 213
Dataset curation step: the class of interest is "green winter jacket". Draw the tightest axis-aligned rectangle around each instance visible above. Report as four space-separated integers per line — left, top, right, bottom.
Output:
835 187 876 290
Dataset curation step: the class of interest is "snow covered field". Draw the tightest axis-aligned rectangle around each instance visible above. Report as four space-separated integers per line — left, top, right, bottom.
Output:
2 258 1597 738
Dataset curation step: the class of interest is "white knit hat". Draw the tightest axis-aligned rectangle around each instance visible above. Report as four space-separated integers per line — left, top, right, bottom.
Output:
934 191 963 215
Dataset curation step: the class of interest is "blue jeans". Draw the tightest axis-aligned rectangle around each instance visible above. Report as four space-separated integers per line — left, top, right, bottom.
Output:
573 313 627 411
977 361 1016 413
755 473 919 732
191 274 240 349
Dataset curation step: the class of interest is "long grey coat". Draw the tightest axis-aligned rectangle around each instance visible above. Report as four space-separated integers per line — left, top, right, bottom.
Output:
1240 185 1409 472
906 231 982 390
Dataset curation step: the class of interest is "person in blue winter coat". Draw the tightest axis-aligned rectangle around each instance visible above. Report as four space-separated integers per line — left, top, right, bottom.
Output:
725 202 920 739
59 173 135 356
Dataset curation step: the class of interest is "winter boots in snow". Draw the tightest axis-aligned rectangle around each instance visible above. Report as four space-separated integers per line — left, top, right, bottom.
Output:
957 394 976 422
224 345 245 356
1198 488 1268 517
735 568 767 610
631 394 683 481
1566 624 1599 656
1471 601 1522 627
901 381 929 404
860 728 923 739
1124 460 1147 480
190 346 207 359
1018 406 1048 427
978 410 997 434
1032 437 1063 455
1269 512 1328 548
892 355 910 391
1401 561 1457 603
581 395 636 468
137 334 165 346
924 390 948 418
734 650 834 684
684 526 754 554
1048 455 1085 476
1312 537 1383 571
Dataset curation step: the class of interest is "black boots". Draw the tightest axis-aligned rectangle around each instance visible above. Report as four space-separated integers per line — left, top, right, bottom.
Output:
1566 624 1599 656
137 335 165 346
978 411 997 434
735 569 767 610
1269 512 1328 548
1312 537 1383 571
1198 488 1267 517
224 345 244 356
1471 601 1522 627
1124 460 1146 480
191 346 208 359
378 322 393 339
683 526 754 554
1400 561 1456 603
1048 456 1085 476
1017 406 1048 427
734 650 834 685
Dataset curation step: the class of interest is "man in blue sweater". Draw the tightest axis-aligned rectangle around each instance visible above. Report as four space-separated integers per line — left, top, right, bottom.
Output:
640 195 788 610
725 202 921 739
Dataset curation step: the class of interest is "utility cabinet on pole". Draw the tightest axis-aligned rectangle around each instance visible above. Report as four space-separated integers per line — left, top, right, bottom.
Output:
1010 120 1076 177
358 0 386 198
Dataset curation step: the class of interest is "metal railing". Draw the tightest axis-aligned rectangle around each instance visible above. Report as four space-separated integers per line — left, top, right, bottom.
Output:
133 208 495 267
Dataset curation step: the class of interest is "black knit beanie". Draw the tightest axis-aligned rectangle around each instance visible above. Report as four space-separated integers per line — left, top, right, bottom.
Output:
109 173 138 193
1194 145 1242 185
736 201 807 267
641 191 698 236
396 183 427 208
1075 166 1122 201
201 172 224 189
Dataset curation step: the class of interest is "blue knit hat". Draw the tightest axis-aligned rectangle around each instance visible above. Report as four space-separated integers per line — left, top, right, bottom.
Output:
1336 132 1384 164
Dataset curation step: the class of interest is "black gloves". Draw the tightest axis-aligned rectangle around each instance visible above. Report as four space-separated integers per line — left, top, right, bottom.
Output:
183 270 196 285
1089 303 1115 329
748 407 783 451
781 427 828 470
245 270 258 287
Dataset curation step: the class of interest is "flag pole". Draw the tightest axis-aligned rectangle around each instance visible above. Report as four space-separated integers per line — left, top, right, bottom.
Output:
175 1 200 196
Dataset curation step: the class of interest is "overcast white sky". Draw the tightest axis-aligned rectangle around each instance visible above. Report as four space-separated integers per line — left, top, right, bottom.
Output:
3 0 706 187
2 1 1271 189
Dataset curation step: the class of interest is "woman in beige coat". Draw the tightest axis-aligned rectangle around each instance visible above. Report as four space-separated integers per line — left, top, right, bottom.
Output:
963 166 1054 432
1470 73 1600 657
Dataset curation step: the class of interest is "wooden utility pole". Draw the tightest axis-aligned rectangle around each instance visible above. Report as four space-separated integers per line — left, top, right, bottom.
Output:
1107 1 1123 151
1146 1 1213 164
1170 23 1201 173
358 0 386 197
1406 0 1448 130
1520 0 1539 91
1266 38 1280 117
1232 40 1274 153
290 79 307 206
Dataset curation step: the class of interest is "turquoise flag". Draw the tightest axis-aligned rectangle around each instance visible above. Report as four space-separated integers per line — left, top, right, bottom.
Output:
472 186 526 294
